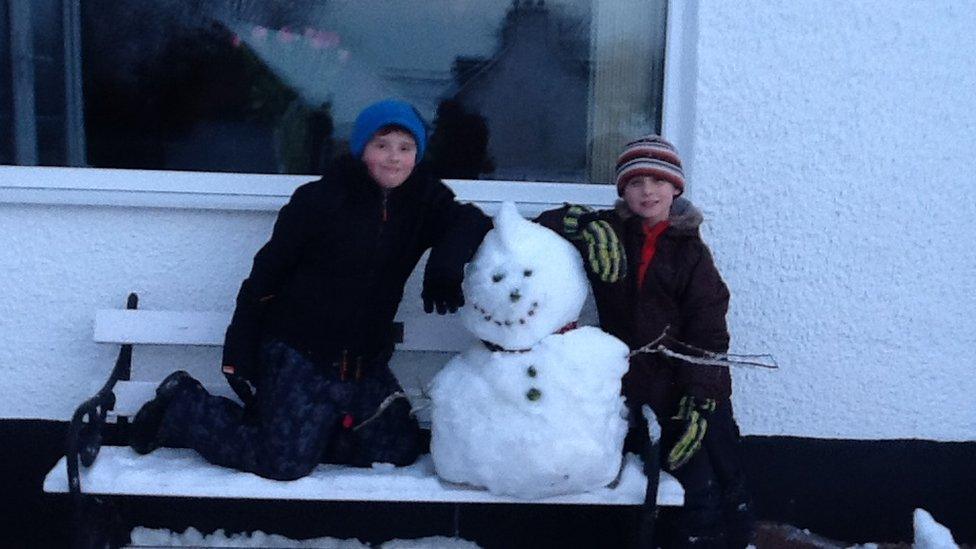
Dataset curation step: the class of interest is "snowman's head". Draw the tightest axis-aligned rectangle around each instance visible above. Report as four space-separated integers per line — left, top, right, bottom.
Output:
462 202 588 349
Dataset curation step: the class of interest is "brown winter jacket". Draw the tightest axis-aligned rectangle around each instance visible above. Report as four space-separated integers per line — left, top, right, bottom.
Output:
537 198 732 416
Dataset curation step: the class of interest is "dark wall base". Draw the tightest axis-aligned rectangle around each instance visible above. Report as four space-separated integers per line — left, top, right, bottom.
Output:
741 436 975 545
0 420 70 548
3 420 973 548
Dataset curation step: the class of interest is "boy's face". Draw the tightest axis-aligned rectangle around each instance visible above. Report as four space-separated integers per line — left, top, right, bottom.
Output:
622 175 679 225
362 128 417 189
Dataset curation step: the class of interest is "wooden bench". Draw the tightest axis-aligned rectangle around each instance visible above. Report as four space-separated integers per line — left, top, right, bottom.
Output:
44 293 683 546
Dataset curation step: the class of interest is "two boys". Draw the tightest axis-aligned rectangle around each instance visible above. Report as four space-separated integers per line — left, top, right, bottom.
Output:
129 98 750 546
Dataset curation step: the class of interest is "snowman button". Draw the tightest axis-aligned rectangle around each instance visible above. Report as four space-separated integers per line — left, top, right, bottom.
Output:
526 388 542 401
526 366 537 377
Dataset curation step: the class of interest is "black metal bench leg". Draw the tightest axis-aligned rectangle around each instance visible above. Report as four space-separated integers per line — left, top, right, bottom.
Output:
635 404 663 549
452 503 461 538
636 437 661 548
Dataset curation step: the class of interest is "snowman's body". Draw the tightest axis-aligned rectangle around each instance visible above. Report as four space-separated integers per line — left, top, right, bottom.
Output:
430 202 630 499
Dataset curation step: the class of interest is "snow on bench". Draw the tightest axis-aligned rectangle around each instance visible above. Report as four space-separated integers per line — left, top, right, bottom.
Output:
45 448 683 506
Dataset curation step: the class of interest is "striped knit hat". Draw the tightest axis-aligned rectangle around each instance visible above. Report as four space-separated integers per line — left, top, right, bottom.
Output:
614 135 685 196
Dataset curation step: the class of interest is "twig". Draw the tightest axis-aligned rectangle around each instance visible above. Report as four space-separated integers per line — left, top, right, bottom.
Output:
352 391 410 432
627 328 672 359
628 325 779 370
667 337 778 363
655 346 778 369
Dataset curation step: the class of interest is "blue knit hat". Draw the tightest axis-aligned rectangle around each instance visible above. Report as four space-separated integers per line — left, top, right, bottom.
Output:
349 99 427 161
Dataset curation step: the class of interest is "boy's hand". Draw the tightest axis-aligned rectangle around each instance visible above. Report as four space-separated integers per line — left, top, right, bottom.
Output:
422 273 464 314
667 395 716 470
222 366 255 408
562 205 626 283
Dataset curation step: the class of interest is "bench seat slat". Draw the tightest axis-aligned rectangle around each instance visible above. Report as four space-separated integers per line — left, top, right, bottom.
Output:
44 447 683 506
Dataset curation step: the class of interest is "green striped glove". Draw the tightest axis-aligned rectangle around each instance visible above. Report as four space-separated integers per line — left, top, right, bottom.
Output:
667 395 717 470
562 205 626 283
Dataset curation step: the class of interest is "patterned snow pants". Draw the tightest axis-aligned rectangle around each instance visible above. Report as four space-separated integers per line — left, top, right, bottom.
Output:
157 339 421 480
628 402 754 548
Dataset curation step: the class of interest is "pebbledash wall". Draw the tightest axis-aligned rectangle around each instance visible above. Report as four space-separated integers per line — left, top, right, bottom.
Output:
1 1 975 445
688 0 976 442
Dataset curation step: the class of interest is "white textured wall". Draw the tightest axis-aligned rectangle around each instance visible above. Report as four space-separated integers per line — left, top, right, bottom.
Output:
691 1 976 440
0 203 272 417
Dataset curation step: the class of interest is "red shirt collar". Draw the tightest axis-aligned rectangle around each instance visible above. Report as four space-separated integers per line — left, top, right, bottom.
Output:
643 219 670 238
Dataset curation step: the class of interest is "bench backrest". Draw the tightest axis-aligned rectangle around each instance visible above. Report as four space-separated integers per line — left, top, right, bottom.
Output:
95 309 477 351
93 307 457 422
95 310 229 346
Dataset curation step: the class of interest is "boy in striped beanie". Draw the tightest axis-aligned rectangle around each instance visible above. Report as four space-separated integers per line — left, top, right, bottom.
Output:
537 134 754 547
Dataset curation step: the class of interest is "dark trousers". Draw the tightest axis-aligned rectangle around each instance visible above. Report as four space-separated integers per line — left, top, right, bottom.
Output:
157 340 421 480
627 402 754 548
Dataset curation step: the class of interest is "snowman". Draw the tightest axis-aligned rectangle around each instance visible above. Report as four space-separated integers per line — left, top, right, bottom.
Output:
429 202 630 498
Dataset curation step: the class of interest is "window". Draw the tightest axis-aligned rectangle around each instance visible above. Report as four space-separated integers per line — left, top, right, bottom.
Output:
0 0 11 164
2 0 667 183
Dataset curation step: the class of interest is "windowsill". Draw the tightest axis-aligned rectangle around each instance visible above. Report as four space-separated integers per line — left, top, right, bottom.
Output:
0 165 617 214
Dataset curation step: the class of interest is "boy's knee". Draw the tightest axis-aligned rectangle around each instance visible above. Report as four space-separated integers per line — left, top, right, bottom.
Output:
257 458 317 481
253 436 326 481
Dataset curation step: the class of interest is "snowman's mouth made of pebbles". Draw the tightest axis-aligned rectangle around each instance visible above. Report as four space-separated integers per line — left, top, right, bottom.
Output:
472 300 540 328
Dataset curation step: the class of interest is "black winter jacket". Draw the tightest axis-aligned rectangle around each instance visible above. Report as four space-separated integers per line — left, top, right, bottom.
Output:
223 155 490 379
538 198 731 416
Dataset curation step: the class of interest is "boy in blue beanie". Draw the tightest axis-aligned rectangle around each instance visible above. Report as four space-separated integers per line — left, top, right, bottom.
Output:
129 99 491 480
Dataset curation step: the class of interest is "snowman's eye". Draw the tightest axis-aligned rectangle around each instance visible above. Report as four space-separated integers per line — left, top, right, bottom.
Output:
523 269 533 277
492 273 505 283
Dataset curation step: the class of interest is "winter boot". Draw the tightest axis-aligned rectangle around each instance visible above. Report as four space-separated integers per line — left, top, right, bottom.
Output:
665 482 726 549
722 480 755 548
129 370 199 454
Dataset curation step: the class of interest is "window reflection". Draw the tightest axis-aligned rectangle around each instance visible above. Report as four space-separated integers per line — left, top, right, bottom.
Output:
3 0 666 183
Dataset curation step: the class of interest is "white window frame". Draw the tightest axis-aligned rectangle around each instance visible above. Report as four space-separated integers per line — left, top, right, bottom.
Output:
0 0 697 212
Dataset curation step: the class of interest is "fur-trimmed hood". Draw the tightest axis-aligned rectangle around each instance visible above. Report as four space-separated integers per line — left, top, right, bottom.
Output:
613 196 703 234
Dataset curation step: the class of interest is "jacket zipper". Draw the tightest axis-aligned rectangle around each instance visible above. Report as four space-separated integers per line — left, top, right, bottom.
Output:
351 189 389 357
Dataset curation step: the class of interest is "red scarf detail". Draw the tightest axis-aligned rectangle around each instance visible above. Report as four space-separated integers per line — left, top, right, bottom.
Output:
482 321 579 353
637 220 669 288
554 321 577 334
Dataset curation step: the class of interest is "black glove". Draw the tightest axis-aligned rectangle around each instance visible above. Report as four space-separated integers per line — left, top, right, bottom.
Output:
422 272 464 314
666 395 716 470
222 365 256 409
562 205 627 283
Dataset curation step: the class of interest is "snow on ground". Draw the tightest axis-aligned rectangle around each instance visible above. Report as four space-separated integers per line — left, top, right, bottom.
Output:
753 508 962 549
913 509 959 549
130 527 481 548
381 538 480 549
